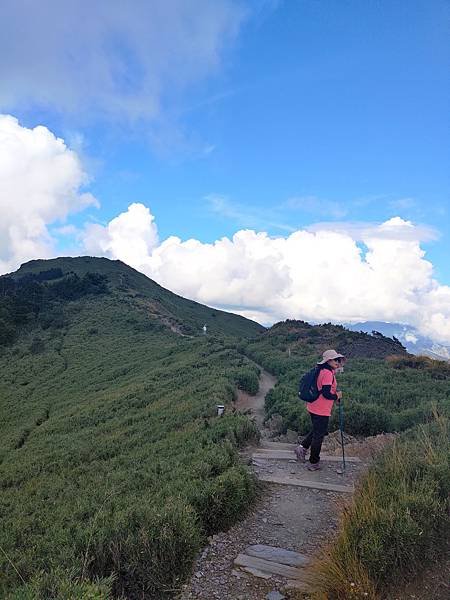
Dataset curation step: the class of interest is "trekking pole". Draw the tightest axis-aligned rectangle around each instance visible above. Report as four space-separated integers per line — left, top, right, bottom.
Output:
338 399 346 473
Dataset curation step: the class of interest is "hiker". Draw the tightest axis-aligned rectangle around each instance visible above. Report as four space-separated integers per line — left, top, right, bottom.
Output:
295 349 344 470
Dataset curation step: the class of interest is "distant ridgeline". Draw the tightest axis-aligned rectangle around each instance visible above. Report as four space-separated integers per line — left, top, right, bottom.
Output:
248 318 407 367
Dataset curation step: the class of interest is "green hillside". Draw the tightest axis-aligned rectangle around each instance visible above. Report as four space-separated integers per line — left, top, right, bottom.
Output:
7 256 264 338
0 258 263 599
2 259 448 599
242 319 450 435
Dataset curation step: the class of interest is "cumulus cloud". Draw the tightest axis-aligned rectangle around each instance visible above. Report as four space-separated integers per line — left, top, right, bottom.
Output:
81 203 450 344
0 114 97 273
307 218 438 243
83 203 159 270
0 0 246 121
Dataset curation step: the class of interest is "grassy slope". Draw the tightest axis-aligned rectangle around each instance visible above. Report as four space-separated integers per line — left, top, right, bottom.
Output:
310 417 449 599
243 321 450 435
0 259 263 598
3 265 448 598
11 257 264 338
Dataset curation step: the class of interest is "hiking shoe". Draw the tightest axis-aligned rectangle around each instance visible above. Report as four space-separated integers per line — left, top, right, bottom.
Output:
294 445 307 462
308 461 321 471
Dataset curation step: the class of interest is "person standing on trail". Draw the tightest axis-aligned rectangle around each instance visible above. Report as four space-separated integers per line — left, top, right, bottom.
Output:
295 349 344 471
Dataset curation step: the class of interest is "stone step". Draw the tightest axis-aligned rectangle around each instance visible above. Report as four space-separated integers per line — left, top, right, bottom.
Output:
258 473 354 493
245 544 309 567
258 443 361 460
234 553 310 583
253 450 360 463
241 566 271 579
260 441 300 450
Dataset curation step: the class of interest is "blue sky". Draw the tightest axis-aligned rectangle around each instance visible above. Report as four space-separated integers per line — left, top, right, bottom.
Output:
1 0 449 339
66 2 449 274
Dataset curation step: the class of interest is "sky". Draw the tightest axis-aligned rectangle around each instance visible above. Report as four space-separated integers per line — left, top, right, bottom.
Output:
1 0 449 342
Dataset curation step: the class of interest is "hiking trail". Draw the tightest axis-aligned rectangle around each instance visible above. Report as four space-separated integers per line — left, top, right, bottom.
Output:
179 365 369 600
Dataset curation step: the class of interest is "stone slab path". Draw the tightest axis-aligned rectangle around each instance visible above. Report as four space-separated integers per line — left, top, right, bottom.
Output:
257 473 354 494
234 544 311 593
244 544 310 567
253 448 361 462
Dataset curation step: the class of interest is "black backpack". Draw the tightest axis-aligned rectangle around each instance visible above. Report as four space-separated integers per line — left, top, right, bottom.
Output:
298 366 320 402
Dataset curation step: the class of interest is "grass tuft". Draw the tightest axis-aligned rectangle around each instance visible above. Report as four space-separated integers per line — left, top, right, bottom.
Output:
308 415 449 599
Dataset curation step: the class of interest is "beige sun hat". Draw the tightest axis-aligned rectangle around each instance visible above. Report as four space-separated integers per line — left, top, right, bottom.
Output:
317 349 345 365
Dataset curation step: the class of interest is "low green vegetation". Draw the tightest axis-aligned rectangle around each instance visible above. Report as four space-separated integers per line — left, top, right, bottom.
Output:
310 415 450 599
2 260 449 599
243 322 450 435
236 366 260 395
0 258 262 599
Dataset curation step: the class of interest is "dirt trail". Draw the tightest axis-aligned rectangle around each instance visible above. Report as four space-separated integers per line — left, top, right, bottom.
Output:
179 366 366 600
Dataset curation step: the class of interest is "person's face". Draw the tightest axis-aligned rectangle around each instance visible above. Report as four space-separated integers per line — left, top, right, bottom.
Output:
329 358 342 368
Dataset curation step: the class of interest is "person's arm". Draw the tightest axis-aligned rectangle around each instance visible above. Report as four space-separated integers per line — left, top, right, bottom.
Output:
321 384 338 401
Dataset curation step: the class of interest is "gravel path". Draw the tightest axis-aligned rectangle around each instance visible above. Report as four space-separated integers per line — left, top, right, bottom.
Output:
178 482 342 599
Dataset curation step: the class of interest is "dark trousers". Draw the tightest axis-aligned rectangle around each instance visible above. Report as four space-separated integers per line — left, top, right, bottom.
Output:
301 413 329 464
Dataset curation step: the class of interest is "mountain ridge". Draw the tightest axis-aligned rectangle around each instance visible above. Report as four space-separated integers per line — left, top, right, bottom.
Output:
2 256 264 339
346 320 450 361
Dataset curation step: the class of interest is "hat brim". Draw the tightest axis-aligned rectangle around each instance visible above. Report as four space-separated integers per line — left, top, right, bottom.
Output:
317 354 345 365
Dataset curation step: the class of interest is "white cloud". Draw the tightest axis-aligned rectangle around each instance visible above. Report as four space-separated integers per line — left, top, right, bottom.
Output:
82 203 159 270
0 114 98 273
404 332 418 344
81 203 450 345
0 0 246 122
307 217 438 243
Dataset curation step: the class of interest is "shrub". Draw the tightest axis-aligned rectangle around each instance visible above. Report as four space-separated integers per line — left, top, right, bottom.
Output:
236 368 259 395
386 354 450 378
7 570 115 600
342 402 392 436
253 346 450 436
95 500 201 599
191 465 257 535
309 416 450 598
